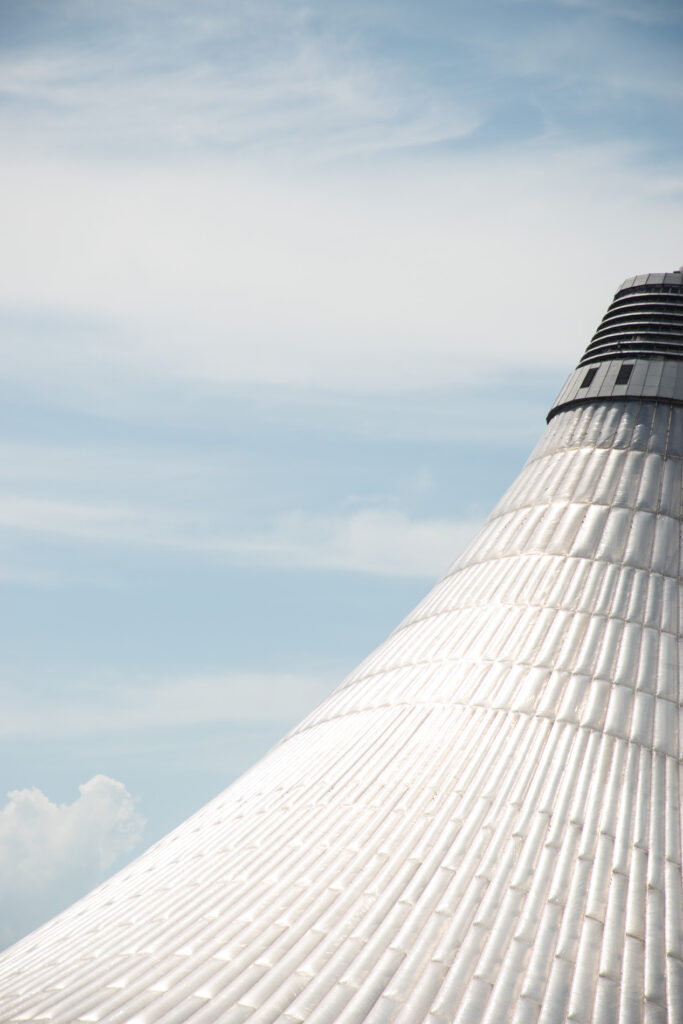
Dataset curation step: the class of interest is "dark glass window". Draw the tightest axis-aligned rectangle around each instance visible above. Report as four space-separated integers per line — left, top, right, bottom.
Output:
580 368 598 388
616 364 634 385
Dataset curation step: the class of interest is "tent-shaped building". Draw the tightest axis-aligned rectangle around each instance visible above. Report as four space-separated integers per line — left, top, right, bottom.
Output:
1 271 681 1023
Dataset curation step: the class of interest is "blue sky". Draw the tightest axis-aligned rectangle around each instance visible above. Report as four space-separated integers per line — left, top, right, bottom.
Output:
1 0 683 947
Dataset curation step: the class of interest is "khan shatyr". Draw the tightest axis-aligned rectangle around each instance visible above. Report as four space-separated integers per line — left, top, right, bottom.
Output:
1 270 683 1024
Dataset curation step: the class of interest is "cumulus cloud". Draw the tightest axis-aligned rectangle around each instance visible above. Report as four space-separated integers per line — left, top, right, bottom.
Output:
0 776 145 949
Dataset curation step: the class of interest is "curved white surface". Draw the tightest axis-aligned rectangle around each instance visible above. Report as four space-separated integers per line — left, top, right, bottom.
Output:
0 395 681 1023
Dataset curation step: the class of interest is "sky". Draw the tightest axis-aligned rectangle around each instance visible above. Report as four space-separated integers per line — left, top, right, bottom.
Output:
1 0 683 948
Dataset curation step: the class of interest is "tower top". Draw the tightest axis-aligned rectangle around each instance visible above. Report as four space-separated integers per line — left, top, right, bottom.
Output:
579 270 683 367
618 268 683 290
547 270 683 421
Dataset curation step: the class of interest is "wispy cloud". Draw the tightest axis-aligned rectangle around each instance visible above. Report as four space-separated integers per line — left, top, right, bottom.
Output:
1 671 333 738
2 0 680 164
0 3 681 406
0 495 147 541
0 6 477 161
0 492 480 579
1 4 679 405
2 146 683 400
0 776 144 949
552 0 682 24
492 7 683 105
225 507 481 578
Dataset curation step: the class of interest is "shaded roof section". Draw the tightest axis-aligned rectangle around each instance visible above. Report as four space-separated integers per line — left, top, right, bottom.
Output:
578 269 683 368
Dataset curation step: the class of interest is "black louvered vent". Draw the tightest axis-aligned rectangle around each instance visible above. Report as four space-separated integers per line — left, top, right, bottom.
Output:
578 281 683 367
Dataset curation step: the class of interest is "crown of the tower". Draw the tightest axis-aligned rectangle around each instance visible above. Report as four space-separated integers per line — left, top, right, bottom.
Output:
580 271 683 367
548 269 683 421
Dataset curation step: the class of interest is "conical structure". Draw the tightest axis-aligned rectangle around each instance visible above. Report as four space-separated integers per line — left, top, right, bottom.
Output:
1 272 682 1023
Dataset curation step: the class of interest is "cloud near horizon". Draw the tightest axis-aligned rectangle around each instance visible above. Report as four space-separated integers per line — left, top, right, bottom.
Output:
0 776 145 950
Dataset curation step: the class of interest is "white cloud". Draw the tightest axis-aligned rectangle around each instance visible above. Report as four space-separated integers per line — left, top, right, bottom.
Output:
1 2 681 408
1 145 682 398
0 492 480 578
553 0 681 24
0 16 476 159
0 776 145 949
230 507 481 577
0 495 146 540
1 671 334 739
